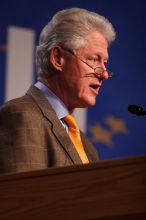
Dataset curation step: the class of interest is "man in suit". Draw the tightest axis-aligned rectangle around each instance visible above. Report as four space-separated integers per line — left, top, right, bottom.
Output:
0 8 116 173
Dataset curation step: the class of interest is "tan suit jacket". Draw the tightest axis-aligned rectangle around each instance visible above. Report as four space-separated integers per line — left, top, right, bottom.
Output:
0 85 99 173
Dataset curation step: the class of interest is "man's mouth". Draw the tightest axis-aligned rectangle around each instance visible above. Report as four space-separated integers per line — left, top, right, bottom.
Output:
89 83 101 94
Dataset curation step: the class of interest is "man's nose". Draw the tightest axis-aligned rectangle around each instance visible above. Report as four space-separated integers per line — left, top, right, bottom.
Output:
100 62 109 80
102 69 109 80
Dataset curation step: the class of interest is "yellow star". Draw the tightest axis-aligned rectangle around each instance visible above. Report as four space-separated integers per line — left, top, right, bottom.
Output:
105 115 129 134
89 124 113 147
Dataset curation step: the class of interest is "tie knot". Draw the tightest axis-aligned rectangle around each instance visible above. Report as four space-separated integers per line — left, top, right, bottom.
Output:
64 114 79 131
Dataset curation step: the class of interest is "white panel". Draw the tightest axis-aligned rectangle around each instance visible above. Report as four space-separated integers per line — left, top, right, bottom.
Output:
5 26 35 101
73 108 87 133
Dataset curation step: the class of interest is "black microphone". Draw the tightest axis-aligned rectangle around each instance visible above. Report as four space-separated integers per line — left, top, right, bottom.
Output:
128 104 146 116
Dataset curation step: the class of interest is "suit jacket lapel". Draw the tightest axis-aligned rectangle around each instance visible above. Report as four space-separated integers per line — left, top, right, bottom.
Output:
26 85 82 164
80 131 99 162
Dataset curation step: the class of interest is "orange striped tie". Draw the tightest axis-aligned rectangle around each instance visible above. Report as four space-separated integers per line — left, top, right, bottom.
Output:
64 114 89 164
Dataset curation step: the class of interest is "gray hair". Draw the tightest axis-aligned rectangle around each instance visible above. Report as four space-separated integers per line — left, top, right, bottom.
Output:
36 8 116 75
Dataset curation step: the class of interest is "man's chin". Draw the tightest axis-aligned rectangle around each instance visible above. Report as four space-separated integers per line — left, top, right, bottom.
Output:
81 98 96 108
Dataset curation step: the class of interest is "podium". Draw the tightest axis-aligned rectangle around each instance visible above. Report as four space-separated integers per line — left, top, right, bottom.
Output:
0 155 146 219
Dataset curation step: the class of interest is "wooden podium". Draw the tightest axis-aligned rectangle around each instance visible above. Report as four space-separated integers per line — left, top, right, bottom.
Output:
0 156 146 219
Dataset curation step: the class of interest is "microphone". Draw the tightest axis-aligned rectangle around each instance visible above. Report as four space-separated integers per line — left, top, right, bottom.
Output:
128 104 146 116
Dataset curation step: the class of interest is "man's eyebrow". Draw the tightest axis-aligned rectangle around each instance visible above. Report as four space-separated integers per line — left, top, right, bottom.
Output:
94 53 109 61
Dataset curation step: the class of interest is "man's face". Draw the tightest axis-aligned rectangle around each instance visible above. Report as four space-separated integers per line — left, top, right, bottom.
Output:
59 31 109 111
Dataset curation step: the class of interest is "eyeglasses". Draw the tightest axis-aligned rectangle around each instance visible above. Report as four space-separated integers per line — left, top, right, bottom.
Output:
62 47 114 78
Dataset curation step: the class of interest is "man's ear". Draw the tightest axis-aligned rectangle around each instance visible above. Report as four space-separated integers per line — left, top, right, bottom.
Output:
50 46 64 71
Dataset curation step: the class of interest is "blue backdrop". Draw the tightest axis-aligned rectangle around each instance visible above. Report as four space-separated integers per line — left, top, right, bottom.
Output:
0 0 146 160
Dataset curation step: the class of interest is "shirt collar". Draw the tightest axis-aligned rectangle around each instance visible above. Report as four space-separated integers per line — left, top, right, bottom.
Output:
34 81 69 119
